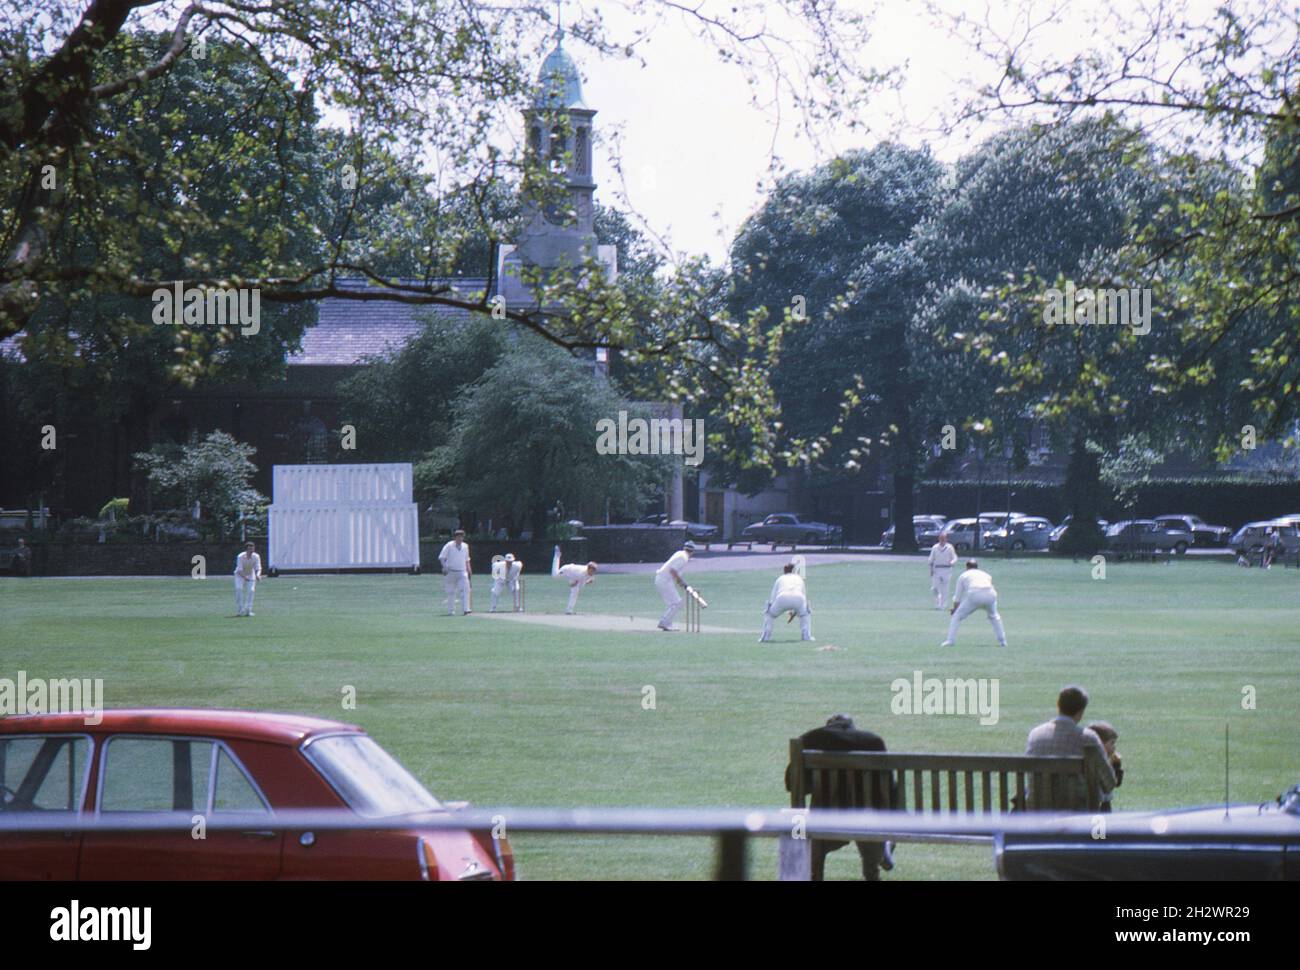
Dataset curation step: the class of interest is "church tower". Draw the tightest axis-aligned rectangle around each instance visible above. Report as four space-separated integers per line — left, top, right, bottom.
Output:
516 26 598 267
498 26 616 308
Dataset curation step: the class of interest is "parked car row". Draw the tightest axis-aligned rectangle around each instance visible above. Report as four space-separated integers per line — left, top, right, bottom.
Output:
632 509 1277 552
879 510 1246 553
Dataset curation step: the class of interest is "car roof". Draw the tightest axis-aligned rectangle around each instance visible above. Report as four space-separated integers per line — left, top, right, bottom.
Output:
0 708 363 745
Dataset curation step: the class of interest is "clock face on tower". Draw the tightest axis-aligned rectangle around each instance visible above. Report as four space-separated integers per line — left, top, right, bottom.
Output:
542 200 569 226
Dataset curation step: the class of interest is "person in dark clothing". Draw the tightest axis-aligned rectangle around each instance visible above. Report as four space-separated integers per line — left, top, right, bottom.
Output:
785 713 896 880
10 538 32 577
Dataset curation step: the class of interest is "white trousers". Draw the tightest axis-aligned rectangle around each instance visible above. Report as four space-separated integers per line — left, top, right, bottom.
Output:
560 578 582 614
930 567 952 608
946 588 1005 646
234 576 256 616
760 592 812 640
444 570 470 614
490 577 519 611
657 575 682 628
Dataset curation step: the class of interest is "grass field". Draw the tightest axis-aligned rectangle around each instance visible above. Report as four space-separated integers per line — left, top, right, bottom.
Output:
1 556 1295 880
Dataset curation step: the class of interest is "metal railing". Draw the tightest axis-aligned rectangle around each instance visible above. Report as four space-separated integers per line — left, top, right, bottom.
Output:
1 806 1294 880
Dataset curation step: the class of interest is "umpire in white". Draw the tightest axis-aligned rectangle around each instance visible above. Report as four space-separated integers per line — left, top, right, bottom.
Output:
438 529 472 615
927 532 958 609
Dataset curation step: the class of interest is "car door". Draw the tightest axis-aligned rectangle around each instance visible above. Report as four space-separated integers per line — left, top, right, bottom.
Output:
0 734 90 879
78 735 282 880
763 514 788 541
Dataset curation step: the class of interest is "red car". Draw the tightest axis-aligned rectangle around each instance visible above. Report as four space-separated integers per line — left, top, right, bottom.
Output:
0 709 514 881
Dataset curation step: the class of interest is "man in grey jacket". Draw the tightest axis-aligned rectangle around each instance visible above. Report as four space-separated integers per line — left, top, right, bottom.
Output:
1025 685 1117 810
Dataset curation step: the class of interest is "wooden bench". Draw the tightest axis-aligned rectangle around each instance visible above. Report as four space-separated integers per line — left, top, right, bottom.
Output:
781 745 1097 879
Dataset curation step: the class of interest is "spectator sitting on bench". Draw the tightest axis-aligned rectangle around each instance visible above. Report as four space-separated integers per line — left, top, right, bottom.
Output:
1085 720 1124 813
785 713 895 880
1024 685 1116 811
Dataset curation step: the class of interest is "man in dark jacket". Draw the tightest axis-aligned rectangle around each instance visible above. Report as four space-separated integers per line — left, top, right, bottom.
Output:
785 714 895 880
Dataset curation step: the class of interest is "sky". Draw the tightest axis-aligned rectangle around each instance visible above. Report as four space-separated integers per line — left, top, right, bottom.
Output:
536 0 1253 264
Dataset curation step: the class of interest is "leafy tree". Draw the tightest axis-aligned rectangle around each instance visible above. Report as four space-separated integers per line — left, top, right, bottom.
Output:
2 1 891 470
911 122 1194 533
425 342 671 537
134 430 264 539
941 1 1300 453
727 144 947 549
338 318 509 466
7 31 322 504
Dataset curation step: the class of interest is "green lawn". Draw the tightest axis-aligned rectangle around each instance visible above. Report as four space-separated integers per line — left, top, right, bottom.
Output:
1 557 1295 880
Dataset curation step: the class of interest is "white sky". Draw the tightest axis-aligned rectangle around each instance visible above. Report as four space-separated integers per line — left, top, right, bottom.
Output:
543 0 1259 263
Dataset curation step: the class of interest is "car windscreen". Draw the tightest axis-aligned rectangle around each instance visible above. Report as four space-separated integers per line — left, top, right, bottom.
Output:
302 735 442 818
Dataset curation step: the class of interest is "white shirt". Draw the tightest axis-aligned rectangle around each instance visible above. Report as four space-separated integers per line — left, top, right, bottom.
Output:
928 542 958 569
769 573 806 601
493 561 522 582
657 550 690 581
954 568 996 600
234 552 261 581
558 563 591 585
439 540 470 573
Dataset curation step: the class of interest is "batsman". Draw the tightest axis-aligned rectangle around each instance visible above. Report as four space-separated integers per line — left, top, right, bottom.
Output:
655 540 697 631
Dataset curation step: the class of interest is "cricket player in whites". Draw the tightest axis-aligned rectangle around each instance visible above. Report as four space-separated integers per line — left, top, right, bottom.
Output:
552 545 597 614
655 541 696 631
233 541 262 616
928 532 958 609
760 563 814 642
942 559 1007 648
438 529 472 615
490 554 523 612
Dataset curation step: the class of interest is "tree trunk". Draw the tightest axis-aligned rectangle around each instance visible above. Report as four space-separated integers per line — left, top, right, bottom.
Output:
1060 431 1104 554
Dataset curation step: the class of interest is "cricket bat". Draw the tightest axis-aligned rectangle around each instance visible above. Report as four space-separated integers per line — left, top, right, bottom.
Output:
685 585 708 608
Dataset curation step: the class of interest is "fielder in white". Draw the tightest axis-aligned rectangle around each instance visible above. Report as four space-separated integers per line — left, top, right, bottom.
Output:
655 541 696 631
928 532 958 609
759 563 814 642
490 554 523 612
942 559 1007 648
552 546 597 614
233 542 262 617
438 529 472 616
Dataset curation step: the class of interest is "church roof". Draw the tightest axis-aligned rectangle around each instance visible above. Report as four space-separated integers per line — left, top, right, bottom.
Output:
535 34 586 109
290 278 489 366
0 279 490 367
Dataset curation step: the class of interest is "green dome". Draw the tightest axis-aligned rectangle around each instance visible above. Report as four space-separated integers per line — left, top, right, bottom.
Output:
536 36 585 109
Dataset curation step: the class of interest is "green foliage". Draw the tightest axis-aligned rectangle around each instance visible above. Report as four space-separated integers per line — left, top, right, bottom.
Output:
425 340 672 535
338 318 509 463
133 431 265 540
726 144 946 548
98 498 130 520
1091 434 1164 511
